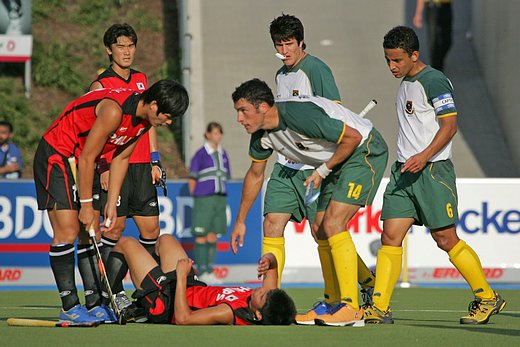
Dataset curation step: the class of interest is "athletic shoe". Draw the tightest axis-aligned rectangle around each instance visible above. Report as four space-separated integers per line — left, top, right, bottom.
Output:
88 304 117 323
59 304 104 323
114 291 133 311
295 301 334 325
114 291 148 323
363 304 394 324
361 286 374 307
314 303 365 327
460 291 506 324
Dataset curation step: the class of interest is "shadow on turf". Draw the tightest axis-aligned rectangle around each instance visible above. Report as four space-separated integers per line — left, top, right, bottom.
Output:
403 323 520 337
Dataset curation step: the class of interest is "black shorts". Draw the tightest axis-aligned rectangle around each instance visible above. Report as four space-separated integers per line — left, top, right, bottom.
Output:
34 139 101 211
34 139 78 210
132 267 206 324
99 163 159 217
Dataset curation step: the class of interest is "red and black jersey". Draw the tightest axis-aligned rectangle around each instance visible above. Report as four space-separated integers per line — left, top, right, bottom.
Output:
93 67 150 163
42 88 149 159
172 286 254 326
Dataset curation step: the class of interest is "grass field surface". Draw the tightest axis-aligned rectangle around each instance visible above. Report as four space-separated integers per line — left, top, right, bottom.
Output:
1 287 518 346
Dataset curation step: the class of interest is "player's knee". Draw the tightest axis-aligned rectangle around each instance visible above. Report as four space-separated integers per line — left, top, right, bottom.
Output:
380 232 402 247
157 234 176 248
114 236 137 251
141 226 160 240
320 218 342 237
432 233 458 252
263 217 284 237
52 228 79 244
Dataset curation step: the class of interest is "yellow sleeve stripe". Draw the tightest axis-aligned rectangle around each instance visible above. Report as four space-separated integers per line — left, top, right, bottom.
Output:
337 123 347 144
333 100 342 104
250 156 269 163
437 112 457 119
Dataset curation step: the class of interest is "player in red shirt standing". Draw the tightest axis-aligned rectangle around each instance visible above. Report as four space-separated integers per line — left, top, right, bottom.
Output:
80 23 166 318
33 80 189 323
105 234 296 325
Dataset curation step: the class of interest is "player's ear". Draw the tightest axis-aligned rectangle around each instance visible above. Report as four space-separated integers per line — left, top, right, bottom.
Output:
411 51 419 63
105 46 113 56
149 100 158 116
254 309 262 322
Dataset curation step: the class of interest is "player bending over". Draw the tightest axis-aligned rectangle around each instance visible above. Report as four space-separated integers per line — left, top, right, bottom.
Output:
105 234 296 325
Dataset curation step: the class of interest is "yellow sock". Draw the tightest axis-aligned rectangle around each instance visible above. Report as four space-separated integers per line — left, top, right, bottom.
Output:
358 254 375 289
317 239 340 304
328 232 358 309
372 245 403 311
448 240 494 299
262 237 285 288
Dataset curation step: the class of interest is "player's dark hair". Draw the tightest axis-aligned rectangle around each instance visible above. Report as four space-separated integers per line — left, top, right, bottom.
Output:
232 79 275 108
260 289 296 325
141 80 189 119
270 14 306 50
103 23 138 61
383 26 419 56
206 122 223 134
0 121 13 133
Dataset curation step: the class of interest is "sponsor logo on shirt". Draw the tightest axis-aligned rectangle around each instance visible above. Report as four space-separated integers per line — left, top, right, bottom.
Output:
136 82 146 90
292 89 300 96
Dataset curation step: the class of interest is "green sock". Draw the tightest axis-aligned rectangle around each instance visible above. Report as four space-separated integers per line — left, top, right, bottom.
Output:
194 242 208 274
207 241 217 273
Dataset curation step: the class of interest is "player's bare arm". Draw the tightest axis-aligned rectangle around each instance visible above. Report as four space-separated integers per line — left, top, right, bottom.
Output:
103 136 140 229
77 99 124 228
402 115 457 173
89 80 104 92
258 252 278 289
148 127 163 184
304 125 362 189
231 160 267 254
174 258 234 325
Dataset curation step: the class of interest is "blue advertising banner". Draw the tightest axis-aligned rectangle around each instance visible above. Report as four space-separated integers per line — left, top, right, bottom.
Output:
0 180 262 271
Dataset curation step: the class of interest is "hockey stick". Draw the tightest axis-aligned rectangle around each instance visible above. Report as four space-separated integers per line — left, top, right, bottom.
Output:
303 99 378 206
67 157 126 325
358 99 377 118
7 318 100 328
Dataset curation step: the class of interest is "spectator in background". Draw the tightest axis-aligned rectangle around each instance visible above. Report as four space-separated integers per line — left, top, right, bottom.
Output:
189 122 231 284
413 0 452 71
0 120 22 179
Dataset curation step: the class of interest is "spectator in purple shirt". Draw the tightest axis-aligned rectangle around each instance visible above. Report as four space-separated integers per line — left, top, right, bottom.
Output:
188 122 231 284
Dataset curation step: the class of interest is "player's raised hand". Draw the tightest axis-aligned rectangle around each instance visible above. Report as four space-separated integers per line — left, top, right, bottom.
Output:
257 255 271 279
230 222 246 254
176 258 194 278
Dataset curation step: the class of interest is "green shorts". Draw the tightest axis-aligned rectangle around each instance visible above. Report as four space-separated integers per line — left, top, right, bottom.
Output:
192 195 228 236
381 160 459 229
264 163 317 223
319 128 388 211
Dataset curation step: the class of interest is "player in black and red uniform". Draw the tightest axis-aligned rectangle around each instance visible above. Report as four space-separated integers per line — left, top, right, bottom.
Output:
33 80 189 323
105 234 296 325
83 24 165 316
